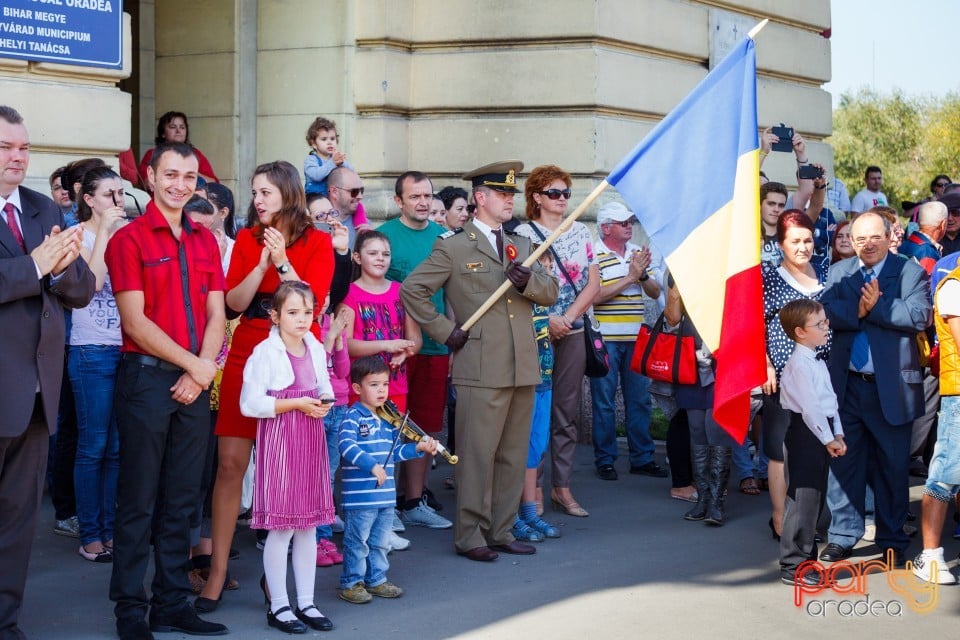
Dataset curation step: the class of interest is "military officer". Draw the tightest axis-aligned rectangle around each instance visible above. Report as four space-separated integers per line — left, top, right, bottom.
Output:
400 160 559 561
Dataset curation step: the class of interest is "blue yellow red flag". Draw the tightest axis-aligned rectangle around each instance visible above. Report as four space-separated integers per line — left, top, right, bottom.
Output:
608 37 765 443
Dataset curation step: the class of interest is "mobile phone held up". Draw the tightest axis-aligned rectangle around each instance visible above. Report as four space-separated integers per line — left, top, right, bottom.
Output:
770 123 794 152
798 165 824 180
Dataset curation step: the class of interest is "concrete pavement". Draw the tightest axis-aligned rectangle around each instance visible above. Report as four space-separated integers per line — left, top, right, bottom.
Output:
19 444 959 639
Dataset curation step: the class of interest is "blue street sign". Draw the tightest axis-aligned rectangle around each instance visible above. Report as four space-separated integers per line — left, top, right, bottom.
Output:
0 0 123 70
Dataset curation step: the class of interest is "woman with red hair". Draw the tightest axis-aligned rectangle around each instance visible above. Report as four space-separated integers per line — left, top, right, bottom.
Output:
760 210 831 540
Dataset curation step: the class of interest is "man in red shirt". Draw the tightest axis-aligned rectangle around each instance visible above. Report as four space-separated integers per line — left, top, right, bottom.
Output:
105 142 227 640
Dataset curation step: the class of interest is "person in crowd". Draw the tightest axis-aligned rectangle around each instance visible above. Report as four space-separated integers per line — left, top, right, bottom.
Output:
590 202 665 481
306 192 353 309
337 231 420 404
0 105 94 639
429 194 447 226
184 194 234 275
777 299 846 586
303 117 352 198
338 230 423 546
511 248 563 542
786 163 833 272
315 295 351 567
664 274 735 526
818 211 931 567
338 356 439 603
913 257 960 585
400 160 559 561
827 176 852 219
930 174 952 202
105 141 227 638
831 220 855 264
138 111 219 190
850 165 888 214
760 182 788 271
327 167 372 249
49 166 72 214
515 164 599 517
199 160 334 610
204 182 239 250
937 192 960 257
872 206 905 252
239 281 336 633
436 185 469 230
761 211 829 539
379 172 452 530
69 166 127 564
49 158 106 542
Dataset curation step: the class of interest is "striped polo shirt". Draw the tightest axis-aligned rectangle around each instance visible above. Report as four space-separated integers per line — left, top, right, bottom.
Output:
593 239 647 342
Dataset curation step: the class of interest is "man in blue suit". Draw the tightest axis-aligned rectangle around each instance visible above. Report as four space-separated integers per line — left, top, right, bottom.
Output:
819 211 931 566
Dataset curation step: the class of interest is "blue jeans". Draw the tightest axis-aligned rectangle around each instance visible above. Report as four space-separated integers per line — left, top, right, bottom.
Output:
340 507 392 589
317 404 347 541
68 344 121 545
590 340 653 468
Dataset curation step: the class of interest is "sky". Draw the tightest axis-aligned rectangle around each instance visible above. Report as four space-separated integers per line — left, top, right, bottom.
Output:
824 0 960 104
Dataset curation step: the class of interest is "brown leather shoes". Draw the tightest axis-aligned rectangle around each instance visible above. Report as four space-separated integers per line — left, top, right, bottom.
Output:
490 541 536 555
456 546 499 562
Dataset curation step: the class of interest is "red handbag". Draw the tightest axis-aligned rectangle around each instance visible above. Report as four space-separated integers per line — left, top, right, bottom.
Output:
631 312 698 385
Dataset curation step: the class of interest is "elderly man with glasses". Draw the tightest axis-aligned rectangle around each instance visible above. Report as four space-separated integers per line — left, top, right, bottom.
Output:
589 202 666 482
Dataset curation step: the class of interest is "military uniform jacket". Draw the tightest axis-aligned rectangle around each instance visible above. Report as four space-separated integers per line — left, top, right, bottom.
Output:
400 220 558 389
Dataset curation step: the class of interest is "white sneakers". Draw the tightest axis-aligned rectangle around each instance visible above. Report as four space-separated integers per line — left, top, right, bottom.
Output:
400 497 453 529
391 510 406 533
912 548 957 585
386 531 410 552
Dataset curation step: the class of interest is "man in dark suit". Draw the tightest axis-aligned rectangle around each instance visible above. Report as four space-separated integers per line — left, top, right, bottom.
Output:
0 105 95 639
819 211 931 566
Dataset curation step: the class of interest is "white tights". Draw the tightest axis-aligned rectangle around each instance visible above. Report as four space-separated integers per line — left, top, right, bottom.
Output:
262 528 322 621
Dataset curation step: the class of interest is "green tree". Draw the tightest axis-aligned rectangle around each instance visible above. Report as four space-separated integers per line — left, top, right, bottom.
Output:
829 88 924 210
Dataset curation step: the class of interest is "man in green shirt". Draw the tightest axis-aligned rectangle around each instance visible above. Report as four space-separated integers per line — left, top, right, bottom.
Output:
379 171 452 530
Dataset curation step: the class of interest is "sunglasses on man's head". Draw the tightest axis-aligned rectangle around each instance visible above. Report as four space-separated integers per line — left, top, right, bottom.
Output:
538 189 572 200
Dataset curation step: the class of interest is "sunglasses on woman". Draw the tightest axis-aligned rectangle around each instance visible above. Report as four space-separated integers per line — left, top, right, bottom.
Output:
538 189 572 200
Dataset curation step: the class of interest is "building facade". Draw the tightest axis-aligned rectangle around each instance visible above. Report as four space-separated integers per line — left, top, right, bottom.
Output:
2 0 832 217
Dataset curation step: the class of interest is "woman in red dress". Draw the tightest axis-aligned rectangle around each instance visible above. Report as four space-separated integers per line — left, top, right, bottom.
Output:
197 161 334 610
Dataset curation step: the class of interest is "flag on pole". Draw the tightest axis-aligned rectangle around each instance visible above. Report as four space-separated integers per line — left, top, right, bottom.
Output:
607 36 765 443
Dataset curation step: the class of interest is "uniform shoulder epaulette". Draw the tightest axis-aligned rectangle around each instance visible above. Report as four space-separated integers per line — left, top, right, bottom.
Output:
504 229 522 237
440 227 464 239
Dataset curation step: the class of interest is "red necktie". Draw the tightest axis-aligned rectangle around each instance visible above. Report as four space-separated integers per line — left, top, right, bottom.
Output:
3 202 25 253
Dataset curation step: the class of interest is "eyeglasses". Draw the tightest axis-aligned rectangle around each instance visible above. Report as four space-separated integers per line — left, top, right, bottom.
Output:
466 204 477 214
936 182 950 188
603 220 633 228
853 235 885 247
538 189 572 200
333 186 364 198
313 208 340 221
805 318 830 331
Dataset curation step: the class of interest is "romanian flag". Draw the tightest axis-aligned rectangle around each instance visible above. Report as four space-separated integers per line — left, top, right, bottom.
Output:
607 37 765 443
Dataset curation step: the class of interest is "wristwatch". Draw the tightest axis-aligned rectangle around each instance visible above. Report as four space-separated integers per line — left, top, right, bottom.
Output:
639 273 650 282
275 262 291 275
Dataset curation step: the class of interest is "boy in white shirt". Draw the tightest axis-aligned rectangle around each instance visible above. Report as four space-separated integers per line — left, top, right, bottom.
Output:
778 299 847 586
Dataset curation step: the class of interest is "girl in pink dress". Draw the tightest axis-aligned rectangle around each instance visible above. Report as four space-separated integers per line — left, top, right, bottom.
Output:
240 282 336 633
337 231 421 411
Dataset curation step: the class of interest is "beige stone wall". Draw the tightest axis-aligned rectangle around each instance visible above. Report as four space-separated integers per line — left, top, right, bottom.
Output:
147 0 834 220
0 14 133 194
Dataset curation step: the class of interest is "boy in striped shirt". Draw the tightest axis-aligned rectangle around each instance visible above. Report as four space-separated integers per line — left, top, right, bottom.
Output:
338 356 438 604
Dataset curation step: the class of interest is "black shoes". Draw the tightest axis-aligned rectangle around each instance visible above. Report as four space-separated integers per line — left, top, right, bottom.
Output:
118 619 154 640
267 607 307 634
597 464 618 481
149 606 228 636
192 596 220 613
294 605 334 631
881 547 906 568
781 570 823 587
819 543 853 562
629 462 669 478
